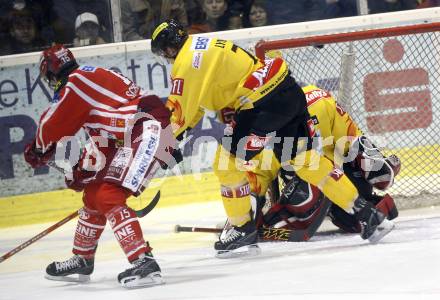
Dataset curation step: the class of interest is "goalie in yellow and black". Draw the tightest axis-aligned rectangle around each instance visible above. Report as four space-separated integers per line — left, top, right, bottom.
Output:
150 19 395 257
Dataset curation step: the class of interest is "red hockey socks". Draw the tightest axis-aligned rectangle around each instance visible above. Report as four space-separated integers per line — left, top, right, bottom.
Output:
72 207 106 258
105 205 150 262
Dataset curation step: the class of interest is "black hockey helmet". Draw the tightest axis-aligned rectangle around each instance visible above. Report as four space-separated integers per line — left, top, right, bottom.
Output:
151 19 188 59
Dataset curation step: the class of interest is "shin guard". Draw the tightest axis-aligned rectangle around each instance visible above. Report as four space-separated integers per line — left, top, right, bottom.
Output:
106 205 149 262
73 207 106 258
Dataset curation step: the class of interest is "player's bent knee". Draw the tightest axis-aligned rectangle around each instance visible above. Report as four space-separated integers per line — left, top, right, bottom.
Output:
94 183 130 215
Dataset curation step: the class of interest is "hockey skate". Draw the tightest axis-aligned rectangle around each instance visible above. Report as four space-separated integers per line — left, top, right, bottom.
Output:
214 220 260 258
354 196 395 243
118 254 164 288
45 255 94 283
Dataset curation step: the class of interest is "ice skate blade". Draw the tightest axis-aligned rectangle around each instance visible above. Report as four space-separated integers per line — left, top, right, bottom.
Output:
120 271 164 289
368 219 395 244
216 244 261 259
44 273 90 283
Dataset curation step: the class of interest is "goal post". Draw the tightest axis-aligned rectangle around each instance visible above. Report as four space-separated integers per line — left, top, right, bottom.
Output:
255 22 440 208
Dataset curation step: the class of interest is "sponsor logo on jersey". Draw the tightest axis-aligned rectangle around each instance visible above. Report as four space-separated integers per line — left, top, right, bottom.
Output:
129 136 158 188
165 98 185 130
106 147 133 180
305 89 331 106
329 167 344 181
171 78 184 96
190 37 211 51
192 52 203 69
244 134 271 151
123 121 161 192
80 65 96 72
243 58 283 92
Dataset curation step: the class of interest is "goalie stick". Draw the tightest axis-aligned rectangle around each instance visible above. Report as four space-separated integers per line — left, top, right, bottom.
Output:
175 199 332 242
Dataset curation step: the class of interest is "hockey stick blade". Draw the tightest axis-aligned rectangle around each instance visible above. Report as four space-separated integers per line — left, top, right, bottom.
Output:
134 191 160 218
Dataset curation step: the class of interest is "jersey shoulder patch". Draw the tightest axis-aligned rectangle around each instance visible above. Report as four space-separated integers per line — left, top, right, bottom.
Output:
79 65 97 72
190 36 211 51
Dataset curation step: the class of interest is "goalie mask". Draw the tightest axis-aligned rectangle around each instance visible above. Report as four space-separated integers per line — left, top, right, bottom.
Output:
151 19 188 60
39 44 78 91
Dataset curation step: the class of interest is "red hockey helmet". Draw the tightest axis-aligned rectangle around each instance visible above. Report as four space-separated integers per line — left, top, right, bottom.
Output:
39 44 78 89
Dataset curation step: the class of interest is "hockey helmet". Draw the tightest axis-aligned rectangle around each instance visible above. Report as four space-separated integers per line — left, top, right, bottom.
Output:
39 44 78 90
151 19 188 59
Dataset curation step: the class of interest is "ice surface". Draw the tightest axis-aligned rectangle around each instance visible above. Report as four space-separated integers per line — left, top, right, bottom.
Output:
1 202 440 300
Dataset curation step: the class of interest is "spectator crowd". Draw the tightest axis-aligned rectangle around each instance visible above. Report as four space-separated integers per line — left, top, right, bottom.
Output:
0 0 438 56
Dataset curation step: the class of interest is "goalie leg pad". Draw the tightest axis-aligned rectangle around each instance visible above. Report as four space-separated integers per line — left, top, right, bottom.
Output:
263 173 323 230
375 193 399 220
329 194 398 233
352 136 401 190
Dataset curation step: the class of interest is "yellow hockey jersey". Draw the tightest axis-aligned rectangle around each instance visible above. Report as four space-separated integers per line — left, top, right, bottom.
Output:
166 36 289 137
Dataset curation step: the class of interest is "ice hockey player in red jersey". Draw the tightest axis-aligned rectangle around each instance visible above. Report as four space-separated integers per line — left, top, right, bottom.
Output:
24 44 177 288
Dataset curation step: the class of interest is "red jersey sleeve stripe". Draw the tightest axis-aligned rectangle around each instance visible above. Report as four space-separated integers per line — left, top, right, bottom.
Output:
70 73 129 104
66 82 121 111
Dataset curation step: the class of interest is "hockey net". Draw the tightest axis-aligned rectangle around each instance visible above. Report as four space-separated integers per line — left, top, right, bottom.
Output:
255 22 440 208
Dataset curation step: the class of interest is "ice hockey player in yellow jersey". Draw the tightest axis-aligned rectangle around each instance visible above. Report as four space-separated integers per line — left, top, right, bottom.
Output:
246 85 401 237
151 19 394 257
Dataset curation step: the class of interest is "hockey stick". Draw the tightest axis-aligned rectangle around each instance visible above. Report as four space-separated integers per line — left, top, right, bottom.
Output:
175 199 332 242
134 190 160 218
0 190 161 264
174 225 222 233
174 224 307 241
0 210 79 264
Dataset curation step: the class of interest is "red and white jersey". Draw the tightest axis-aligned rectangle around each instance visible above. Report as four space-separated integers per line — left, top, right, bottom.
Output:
36 66 145 151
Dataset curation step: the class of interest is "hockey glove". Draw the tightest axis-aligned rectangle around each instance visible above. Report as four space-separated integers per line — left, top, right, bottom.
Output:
24 140 56 169
65 165 97 192
160 147 183 170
